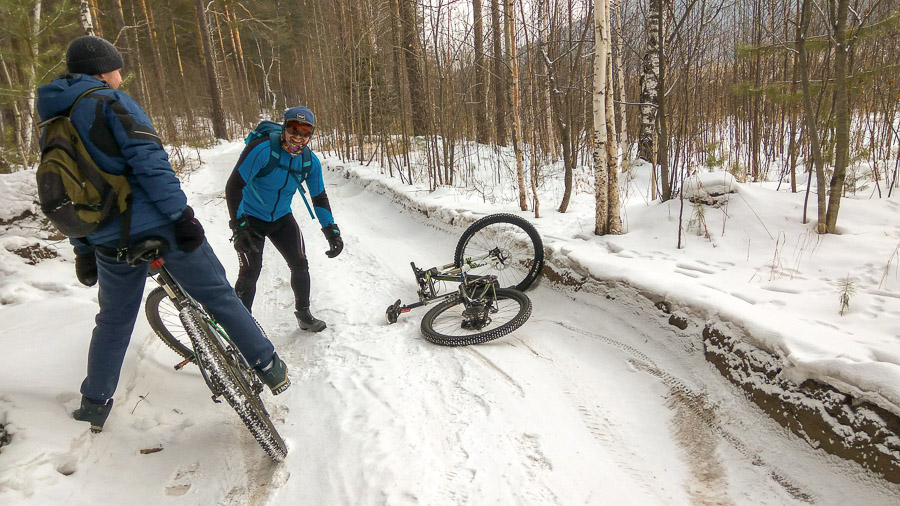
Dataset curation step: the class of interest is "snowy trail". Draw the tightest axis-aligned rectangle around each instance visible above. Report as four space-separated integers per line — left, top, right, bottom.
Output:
3 152 899 505
245 165 898 505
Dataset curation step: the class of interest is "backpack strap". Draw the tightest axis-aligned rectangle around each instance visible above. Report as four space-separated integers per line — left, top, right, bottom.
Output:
37 86 106 129
54 87 134 253
247 138 316 220
288 147 316 220
254 132 284 179
301 147 312 181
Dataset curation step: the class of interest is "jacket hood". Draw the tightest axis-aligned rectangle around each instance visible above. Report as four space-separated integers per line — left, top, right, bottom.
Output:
36 74 110 121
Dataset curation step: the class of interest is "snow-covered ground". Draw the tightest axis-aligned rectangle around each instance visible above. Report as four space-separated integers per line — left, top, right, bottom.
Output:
0 141 898 504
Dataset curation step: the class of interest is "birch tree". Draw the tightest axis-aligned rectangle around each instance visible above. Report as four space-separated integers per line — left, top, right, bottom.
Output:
17 0 42 156
594 0 612 234
638 0 662 163
505 0 528 211
78 0 95 35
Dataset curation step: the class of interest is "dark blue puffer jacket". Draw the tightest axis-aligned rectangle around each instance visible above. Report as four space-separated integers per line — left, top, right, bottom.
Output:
36 74 187 246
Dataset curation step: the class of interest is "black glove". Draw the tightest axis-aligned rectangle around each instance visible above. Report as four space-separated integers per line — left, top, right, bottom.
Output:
322 224 343 258
174 206 205 252
230 216 260 254
74 249 97 286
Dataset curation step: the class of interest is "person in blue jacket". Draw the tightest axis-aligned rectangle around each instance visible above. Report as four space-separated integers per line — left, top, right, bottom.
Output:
36 36 290 433
225 106 343 332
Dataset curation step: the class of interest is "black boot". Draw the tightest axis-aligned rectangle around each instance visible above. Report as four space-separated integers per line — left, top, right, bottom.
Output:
255 353 291 395
73 396 113 433
295 307 326 332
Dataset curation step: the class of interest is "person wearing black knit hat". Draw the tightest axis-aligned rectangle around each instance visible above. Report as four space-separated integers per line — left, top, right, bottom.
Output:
35 35 291 434
66 35 124 76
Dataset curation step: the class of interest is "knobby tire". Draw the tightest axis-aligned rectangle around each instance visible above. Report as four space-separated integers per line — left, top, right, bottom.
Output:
167 304 287 462
420 288 532 346
454 213 544 292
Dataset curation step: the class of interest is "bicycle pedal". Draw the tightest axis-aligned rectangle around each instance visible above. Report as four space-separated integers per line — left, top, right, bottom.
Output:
174 357 194 370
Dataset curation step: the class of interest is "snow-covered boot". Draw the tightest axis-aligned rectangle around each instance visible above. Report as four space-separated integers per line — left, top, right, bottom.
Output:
73 396 113 433
295 307 326 332
255 353 291 395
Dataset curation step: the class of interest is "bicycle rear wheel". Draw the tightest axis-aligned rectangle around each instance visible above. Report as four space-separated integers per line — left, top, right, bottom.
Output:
454 214 544 292
146 286 268 360
420 288 532 346
146 287 193 359
179 307 288 462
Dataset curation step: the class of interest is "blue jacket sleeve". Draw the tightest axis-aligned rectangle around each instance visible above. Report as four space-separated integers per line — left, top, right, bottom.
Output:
305 153 335 227
102 91 186 220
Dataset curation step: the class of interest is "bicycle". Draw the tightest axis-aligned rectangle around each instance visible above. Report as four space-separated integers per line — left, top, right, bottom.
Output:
385 213 544 346
131 237 287 462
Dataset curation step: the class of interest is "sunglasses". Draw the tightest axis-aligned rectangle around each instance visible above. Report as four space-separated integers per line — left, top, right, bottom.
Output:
285 124 313 138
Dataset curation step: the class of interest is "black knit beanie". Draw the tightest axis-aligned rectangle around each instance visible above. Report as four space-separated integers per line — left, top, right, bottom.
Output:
66 36 124 75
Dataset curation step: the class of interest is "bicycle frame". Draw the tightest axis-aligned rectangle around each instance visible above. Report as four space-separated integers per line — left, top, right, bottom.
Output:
137 238 288 461
386 253 503 324
415 247 507 298
145 257 262 401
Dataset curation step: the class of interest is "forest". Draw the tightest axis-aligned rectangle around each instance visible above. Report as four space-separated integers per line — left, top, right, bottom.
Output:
1 0 898 234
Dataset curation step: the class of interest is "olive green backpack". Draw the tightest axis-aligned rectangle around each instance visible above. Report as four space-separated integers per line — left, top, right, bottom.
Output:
36 87 131 239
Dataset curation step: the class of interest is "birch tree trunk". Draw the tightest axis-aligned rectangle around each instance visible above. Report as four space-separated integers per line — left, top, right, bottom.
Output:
606 18 622 234
505 0 528 212
612 0 627 158
78 0 95 35
638 0 661 162
22 0 41 156
593 0 611 234
657 0 671 200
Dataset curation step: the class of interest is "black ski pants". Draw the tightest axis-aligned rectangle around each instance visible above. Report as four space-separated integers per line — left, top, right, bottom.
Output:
234 213 310 312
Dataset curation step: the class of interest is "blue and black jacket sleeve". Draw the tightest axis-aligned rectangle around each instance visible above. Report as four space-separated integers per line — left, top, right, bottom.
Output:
304 153 335 227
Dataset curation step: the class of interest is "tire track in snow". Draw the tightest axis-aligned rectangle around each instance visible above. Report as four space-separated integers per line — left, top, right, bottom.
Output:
550 319 817 504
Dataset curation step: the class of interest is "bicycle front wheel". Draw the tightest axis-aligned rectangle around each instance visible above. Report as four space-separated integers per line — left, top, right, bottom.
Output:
421 288 532 346
179 307 288 462
454 214 544 292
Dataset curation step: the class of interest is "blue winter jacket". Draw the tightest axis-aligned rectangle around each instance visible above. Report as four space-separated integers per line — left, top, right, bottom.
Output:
36 74 187 246
235 142 335 227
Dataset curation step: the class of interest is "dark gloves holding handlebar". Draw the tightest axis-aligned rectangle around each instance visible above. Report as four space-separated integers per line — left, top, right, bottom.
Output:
74 249 98 286
322 224 343 258
174 206 205 252
230 215 261 254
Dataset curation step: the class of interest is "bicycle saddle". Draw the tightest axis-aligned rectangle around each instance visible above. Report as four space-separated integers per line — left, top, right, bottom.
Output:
127 237 170 266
